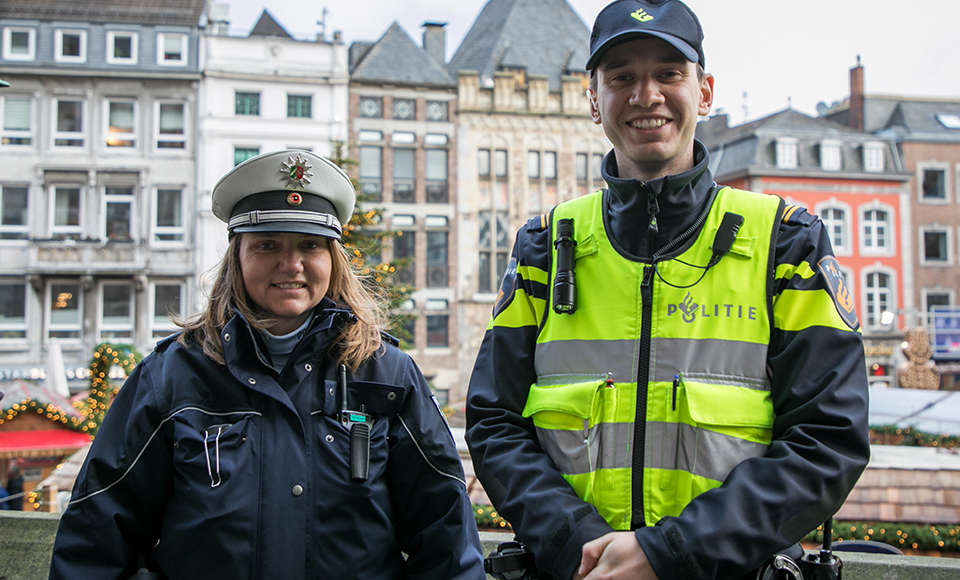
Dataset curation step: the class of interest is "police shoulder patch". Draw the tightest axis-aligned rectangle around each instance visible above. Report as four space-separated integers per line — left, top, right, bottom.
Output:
526 213 549 233
817 256 859 329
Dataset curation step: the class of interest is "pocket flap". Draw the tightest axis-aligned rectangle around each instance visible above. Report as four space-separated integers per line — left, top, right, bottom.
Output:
522 380 600 420
685 382 773 428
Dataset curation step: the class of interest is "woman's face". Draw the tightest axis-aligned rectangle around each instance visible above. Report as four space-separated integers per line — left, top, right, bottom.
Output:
239 232 332 335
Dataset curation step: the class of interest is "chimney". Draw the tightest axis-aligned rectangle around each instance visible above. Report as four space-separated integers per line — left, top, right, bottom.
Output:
422 22 447 64
849 56 864 131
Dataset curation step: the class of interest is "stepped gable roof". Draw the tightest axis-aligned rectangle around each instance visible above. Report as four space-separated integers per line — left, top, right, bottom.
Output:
350 22 455 88
248 9 293 39
448 0 589 91
0 0 206 27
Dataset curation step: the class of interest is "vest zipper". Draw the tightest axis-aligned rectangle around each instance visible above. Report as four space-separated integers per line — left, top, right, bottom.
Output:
632 264 654 528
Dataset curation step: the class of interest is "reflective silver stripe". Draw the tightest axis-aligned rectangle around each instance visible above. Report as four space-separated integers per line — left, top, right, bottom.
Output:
535 339 637 382
534 422 634 475
652 337 770 391
645 421 769 482
535 337 769 390
228 209 342 234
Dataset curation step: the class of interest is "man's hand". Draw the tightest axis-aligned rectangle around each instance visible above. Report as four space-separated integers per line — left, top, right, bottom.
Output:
573 531 659 580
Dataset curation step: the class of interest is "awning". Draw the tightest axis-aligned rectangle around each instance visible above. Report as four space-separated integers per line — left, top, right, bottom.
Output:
0 429 92 459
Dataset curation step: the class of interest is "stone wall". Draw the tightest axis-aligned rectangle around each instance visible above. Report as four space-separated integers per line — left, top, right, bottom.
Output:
3 512 960 580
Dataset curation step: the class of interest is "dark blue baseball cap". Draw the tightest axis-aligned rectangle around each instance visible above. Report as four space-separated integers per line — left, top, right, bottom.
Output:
586 0 705 71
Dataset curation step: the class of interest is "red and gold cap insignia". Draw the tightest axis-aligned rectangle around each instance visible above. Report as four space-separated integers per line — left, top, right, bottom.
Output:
280 154 314 190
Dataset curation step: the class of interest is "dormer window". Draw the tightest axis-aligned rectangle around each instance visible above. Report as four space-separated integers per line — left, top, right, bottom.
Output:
820 140 842 171
775 138 798 169
863 141 885 173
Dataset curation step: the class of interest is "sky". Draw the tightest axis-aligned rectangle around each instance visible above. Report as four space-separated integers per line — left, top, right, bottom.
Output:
220 0 960 126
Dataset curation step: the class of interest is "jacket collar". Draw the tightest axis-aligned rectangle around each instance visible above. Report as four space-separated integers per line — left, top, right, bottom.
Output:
600 140 716 258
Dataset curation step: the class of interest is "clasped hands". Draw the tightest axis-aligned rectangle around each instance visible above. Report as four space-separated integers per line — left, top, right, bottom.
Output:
572 531 660 580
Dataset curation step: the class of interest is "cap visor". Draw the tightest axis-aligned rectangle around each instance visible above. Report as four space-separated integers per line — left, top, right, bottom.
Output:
232 221 341 238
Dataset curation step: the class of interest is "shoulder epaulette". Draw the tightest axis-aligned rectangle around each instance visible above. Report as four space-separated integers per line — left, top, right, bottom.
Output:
379 329 400 347
526 212 550 233
781 204 817 226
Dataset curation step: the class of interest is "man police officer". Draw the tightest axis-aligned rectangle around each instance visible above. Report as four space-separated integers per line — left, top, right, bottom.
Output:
465 1 870 579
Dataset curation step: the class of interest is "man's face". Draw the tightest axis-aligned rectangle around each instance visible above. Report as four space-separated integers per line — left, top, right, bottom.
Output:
589 37 714 182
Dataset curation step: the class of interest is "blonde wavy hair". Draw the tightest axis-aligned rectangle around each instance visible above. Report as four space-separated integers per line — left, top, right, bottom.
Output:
176 234 385 371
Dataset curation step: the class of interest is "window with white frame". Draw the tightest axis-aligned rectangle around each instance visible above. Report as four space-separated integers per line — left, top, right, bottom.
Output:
920 166 948 201
106 31 138 64
776 138 798 169
2 27 35 61
53 99 84 147
592 153 603 181
924 291 951 315
100 283 134 339
864 271 892 329
478 210 510 293
921 227 950 265
819 206 849 253
820 140 842 171
0 95 33 146
426 216 449 288
393 148 415 203
861 207 891 252
51 186 82 240
1 185 29 240
233 147 259 166
48 281 82 339
154 188 184 242
103 186 135 241
494 149 508 178
863 142 885 173
287 94 312 118
1 95 33 146
55 29 86 63
0 282 27 339
544 151 557 180
105 99 137 148
157 102 185 149
234 91 260 116
425 149 448 203
152 282 182 337
527 151 540 179
359 146 382 200
157 33 187 65
478 149 491 178
426 314 449 347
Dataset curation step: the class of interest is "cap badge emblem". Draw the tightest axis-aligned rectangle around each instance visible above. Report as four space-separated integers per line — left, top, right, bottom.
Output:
631 9 653 23
287 192 303 206
280 154 314 190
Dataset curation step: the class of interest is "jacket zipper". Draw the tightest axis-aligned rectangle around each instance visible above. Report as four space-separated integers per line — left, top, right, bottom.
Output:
632 264 654 529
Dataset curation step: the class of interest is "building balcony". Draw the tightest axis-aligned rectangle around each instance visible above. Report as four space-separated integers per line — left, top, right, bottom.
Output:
23 240 192 276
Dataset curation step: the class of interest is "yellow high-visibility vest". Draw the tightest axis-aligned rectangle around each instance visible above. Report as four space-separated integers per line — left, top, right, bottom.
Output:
523 186 782 530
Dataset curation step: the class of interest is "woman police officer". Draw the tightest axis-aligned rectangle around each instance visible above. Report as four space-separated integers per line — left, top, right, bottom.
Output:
49 150 485 580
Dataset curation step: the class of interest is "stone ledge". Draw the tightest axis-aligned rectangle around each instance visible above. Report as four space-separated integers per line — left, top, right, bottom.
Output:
3 514 958 580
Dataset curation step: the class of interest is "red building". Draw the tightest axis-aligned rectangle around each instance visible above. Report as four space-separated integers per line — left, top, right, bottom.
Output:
697 108 910 386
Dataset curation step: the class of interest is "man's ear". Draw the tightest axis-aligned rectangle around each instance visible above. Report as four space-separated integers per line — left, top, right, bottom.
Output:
587 88 601 125
699 73 715 116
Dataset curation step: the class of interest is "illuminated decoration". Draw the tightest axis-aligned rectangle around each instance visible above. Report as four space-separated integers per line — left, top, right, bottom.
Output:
280 153 313 190
76 343 141 434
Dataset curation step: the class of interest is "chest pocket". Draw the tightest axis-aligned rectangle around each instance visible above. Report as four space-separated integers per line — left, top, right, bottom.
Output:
170 409 260 489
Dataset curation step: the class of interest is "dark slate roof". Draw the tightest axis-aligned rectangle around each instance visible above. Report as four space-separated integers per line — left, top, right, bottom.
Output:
0 0 205 27
350 22 455 88
825 96 960 143
696 108 902 180
448 0 589 91
248 9 292 39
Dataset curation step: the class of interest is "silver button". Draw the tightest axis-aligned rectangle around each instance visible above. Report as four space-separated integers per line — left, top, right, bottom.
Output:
305 363 312 371
292 484 303 497
328 388 335 397
325 434 334 443
224 333 231 342
387 392 397 401
247 378 256 385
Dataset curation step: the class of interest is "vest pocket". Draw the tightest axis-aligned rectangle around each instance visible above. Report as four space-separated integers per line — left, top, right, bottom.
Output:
670 380 773 499
522 378 620 508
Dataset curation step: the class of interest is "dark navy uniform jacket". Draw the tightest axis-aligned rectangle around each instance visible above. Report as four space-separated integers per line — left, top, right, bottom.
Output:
50 300 485 580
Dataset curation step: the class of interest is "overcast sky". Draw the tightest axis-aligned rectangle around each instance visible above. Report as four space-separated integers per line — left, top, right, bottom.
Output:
221 0 960 126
